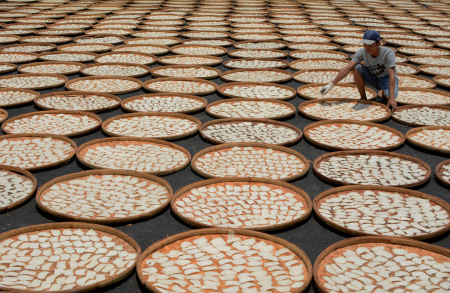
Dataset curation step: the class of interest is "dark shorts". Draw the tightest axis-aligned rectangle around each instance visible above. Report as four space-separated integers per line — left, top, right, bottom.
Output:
355 64 399 102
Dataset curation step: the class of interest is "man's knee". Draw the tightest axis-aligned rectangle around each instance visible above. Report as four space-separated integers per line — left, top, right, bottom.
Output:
353 64 363 76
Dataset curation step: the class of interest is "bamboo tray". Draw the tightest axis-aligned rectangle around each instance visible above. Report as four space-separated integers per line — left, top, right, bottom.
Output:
436 159 450 189
171 178 312 231
80 62 151 78
0 88 39 108
0 133 77 172
398 73 436 89
0 35 20 44
314 236 450 293
0 108 7 124
1 109 101 136
406 125 450 154
233 39 287 49
191 142 309 181
434 75 450 88
0 73 67 90
111 44 170 55
0 52 38 64
123 37 181 46
396 87 450 106
298 98 390 122
228 48 288 59
130 29 180 38
230 32 283 41
289 49 349 60
94 51 157 65
303 119 405 151
143 77 217 96
36 169 173 224
206 98 296 120
101 112 201 141
290 58 349 71
419 64 450 76
150 65 221 80
287 42 340 51
0 62 16 74
66 76 143 95
409 55 450 65
137 228 312 293
35 91 121 113
0 165 36 213
0 43 56 53
391 105 450 126
0 222 141 293
57 42 114 53
121 93 207 114
223 58 289 69
314 185 450 240
200 117 302 146
217 82 296 100
170 44 228 56
73 34 126 44
18 61 83 75
38 51 97 63
158 54 223 66
220 68 292 83
76 137 191 176
181 37 235 47
313 150 431 188
294 69 354 84
398 46 450 56
35 28 85 36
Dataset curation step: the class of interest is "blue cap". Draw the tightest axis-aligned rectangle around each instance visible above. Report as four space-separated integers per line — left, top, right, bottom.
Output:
361 30 381 44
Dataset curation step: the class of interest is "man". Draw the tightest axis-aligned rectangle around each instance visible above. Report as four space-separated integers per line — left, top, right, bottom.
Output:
320 30 399 111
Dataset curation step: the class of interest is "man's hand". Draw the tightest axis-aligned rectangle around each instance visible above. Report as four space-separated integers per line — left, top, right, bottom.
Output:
387 98 397 112
319 82 334 95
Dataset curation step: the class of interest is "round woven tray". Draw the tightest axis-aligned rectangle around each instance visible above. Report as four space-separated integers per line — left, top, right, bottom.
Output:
2 110 102 137
143 77 217 96
289 58 350 71
66 76 143 95
0 165 36 213
433 75 450 88
0 73 68 90
409 55 450 65
171 178 312 231
223 58 289 69
0 52 38 64
298 98 391 122
0 43 57 53
35 28 85 36
57 42 114 53
36 169 172 224
293 69 354 84
406 125 450 154
131 30 180 38
191 142 310 181
38 51 97 63
313 150 431 188
398 46 450 56
436 159 450 189
314 236 450 293
289 49 348 60
199 118 302 146
313 185 450 240
0 62 16 74
20 36 73 44
77 137 191 176
121 93 207 114
233 40 288 49
288 42 340 51
217 81 297 100
137 228 312 293
206 98 296 120
101 112 201 141
220 68 292 83
0 108 7 124
303 119 405 151
0 88 39 108
181 37 235 47
0 222 141 293
150 65 221 80
18 61 83 75
230 32 283 41
80 62 151 78
228 48 288 59
34 91 121 113
0 35 20 45
157 54 223 66
391 105 450 126
419 64 450 76
396 87 450 106
398 73 437 89
111 44 170 55
123 37 181 46
0 133 77 172
94 51 157 66
170 44 228 56
73 34 127 44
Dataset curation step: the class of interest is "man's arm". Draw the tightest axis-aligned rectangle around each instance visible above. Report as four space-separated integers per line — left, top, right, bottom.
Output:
320 61 358 95
387 67 397 112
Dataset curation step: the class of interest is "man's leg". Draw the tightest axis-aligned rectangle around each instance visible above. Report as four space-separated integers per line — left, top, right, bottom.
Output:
353 65 367 100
